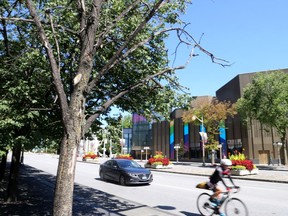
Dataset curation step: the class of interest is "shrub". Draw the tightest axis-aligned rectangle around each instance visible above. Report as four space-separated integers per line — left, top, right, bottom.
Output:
147 151 170 166
231 165 246 170
116 154 133 160
83 152 98 159
229 150 255 171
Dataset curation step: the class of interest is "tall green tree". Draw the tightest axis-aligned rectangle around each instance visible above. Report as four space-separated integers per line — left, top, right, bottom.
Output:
0 2 63 200
236 70 288 165
1 0 227 214
0 43 62 201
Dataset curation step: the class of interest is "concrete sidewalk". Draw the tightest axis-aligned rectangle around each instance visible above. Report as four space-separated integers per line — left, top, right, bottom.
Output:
149 162 288 184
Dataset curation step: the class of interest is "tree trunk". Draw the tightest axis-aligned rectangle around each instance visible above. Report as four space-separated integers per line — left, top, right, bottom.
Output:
0 151 8 181
20 149 24 164
53 116 82 216
281 138 288 165
6 143 21 202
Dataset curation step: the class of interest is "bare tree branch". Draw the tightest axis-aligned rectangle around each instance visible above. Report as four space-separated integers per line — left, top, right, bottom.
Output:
94 0 142 50
86 0 165 92
0 17 78 35
77 0 87 35
46 10 61 72
25 0 69 124
181 29 231 67
84 64 185 132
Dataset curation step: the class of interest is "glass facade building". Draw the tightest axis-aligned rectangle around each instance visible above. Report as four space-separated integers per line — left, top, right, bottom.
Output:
130 113 152 159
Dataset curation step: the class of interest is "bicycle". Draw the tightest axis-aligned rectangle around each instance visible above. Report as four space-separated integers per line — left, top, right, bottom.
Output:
196 186 248 216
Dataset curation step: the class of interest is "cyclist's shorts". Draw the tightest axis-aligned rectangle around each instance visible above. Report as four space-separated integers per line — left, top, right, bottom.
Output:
207 182 217 192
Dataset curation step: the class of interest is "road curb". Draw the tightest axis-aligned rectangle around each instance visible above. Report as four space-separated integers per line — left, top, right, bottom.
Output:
148 168 288 184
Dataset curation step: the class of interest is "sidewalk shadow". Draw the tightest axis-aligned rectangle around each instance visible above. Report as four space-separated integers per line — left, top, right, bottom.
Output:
0 165 54 215
0 165 159 215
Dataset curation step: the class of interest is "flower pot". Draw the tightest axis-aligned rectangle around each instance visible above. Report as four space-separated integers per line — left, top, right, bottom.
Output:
231 169 250 176
144 164 151 168
148 164 174 169
83 158 98 163
231 168 258 176
151 164 164 169
249 168 259 175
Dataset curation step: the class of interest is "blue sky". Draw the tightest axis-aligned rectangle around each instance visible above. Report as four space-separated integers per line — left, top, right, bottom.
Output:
167 0 288 96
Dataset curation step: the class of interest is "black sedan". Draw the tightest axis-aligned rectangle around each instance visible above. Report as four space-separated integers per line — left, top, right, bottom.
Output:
99 159 153 185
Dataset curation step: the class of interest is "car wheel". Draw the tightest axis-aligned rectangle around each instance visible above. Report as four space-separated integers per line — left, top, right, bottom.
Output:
119 175 126 186
100 171 105 181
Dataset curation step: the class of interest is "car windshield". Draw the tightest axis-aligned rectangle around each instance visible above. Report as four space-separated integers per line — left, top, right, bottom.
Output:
117 160 141 168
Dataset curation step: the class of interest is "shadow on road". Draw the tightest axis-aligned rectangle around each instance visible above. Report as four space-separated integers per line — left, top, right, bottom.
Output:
180 211 200 216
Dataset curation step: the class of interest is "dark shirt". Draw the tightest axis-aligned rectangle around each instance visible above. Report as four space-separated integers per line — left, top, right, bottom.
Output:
209 166 231 185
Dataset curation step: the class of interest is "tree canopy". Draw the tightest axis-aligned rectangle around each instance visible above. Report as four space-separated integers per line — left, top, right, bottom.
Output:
0 0 228 214
236 70 288 164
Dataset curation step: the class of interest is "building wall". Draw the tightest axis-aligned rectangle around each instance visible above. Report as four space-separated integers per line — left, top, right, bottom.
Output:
216 69 288 164
148 69 288 164
150 69 288 164
152 121 169 157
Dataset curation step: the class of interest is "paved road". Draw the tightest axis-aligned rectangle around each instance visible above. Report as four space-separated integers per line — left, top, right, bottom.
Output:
1 153 287 216
94 157 288 184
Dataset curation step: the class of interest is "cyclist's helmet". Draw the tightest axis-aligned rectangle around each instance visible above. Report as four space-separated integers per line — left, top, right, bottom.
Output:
220 159 232 166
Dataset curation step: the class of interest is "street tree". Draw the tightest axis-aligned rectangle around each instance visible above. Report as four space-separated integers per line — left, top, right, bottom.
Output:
122 114 132 129
0 13 63 199
0 52 62 201
236 70 288 165
0 0 229 214
182 99 236 164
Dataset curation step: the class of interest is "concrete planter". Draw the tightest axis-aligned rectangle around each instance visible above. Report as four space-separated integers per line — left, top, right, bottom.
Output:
249 168 259 175
82 158 98 163
145 164 174 169
231 168 259 176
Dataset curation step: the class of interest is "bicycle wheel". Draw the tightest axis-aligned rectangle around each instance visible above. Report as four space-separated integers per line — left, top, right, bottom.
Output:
196 193 215 216
224 197 248 216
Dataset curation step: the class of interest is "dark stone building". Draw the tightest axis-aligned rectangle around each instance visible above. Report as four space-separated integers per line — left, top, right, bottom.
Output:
216 69 288 164
150 69 288 164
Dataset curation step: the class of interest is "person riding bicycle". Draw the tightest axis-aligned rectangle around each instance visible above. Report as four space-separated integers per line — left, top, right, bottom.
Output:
207 159 238 216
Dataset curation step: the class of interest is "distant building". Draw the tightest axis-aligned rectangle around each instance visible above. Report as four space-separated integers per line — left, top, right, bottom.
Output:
130 113 152 159
122 128 132 154
151 100 214 162
216 69 288 164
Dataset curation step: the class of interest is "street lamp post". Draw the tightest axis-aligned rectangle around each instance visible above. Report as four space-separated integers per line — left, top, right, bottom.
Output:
174 144 180 163
192 115 206 166
218 144 223 160
103 139 107 159
273 142 283 166
109 138 112 159
121 117 124 154
144 146 150 161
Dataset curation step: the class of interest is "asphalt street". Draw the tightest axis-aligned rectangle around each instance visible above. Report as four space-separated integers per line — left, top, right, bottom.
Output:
0 154 287 215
